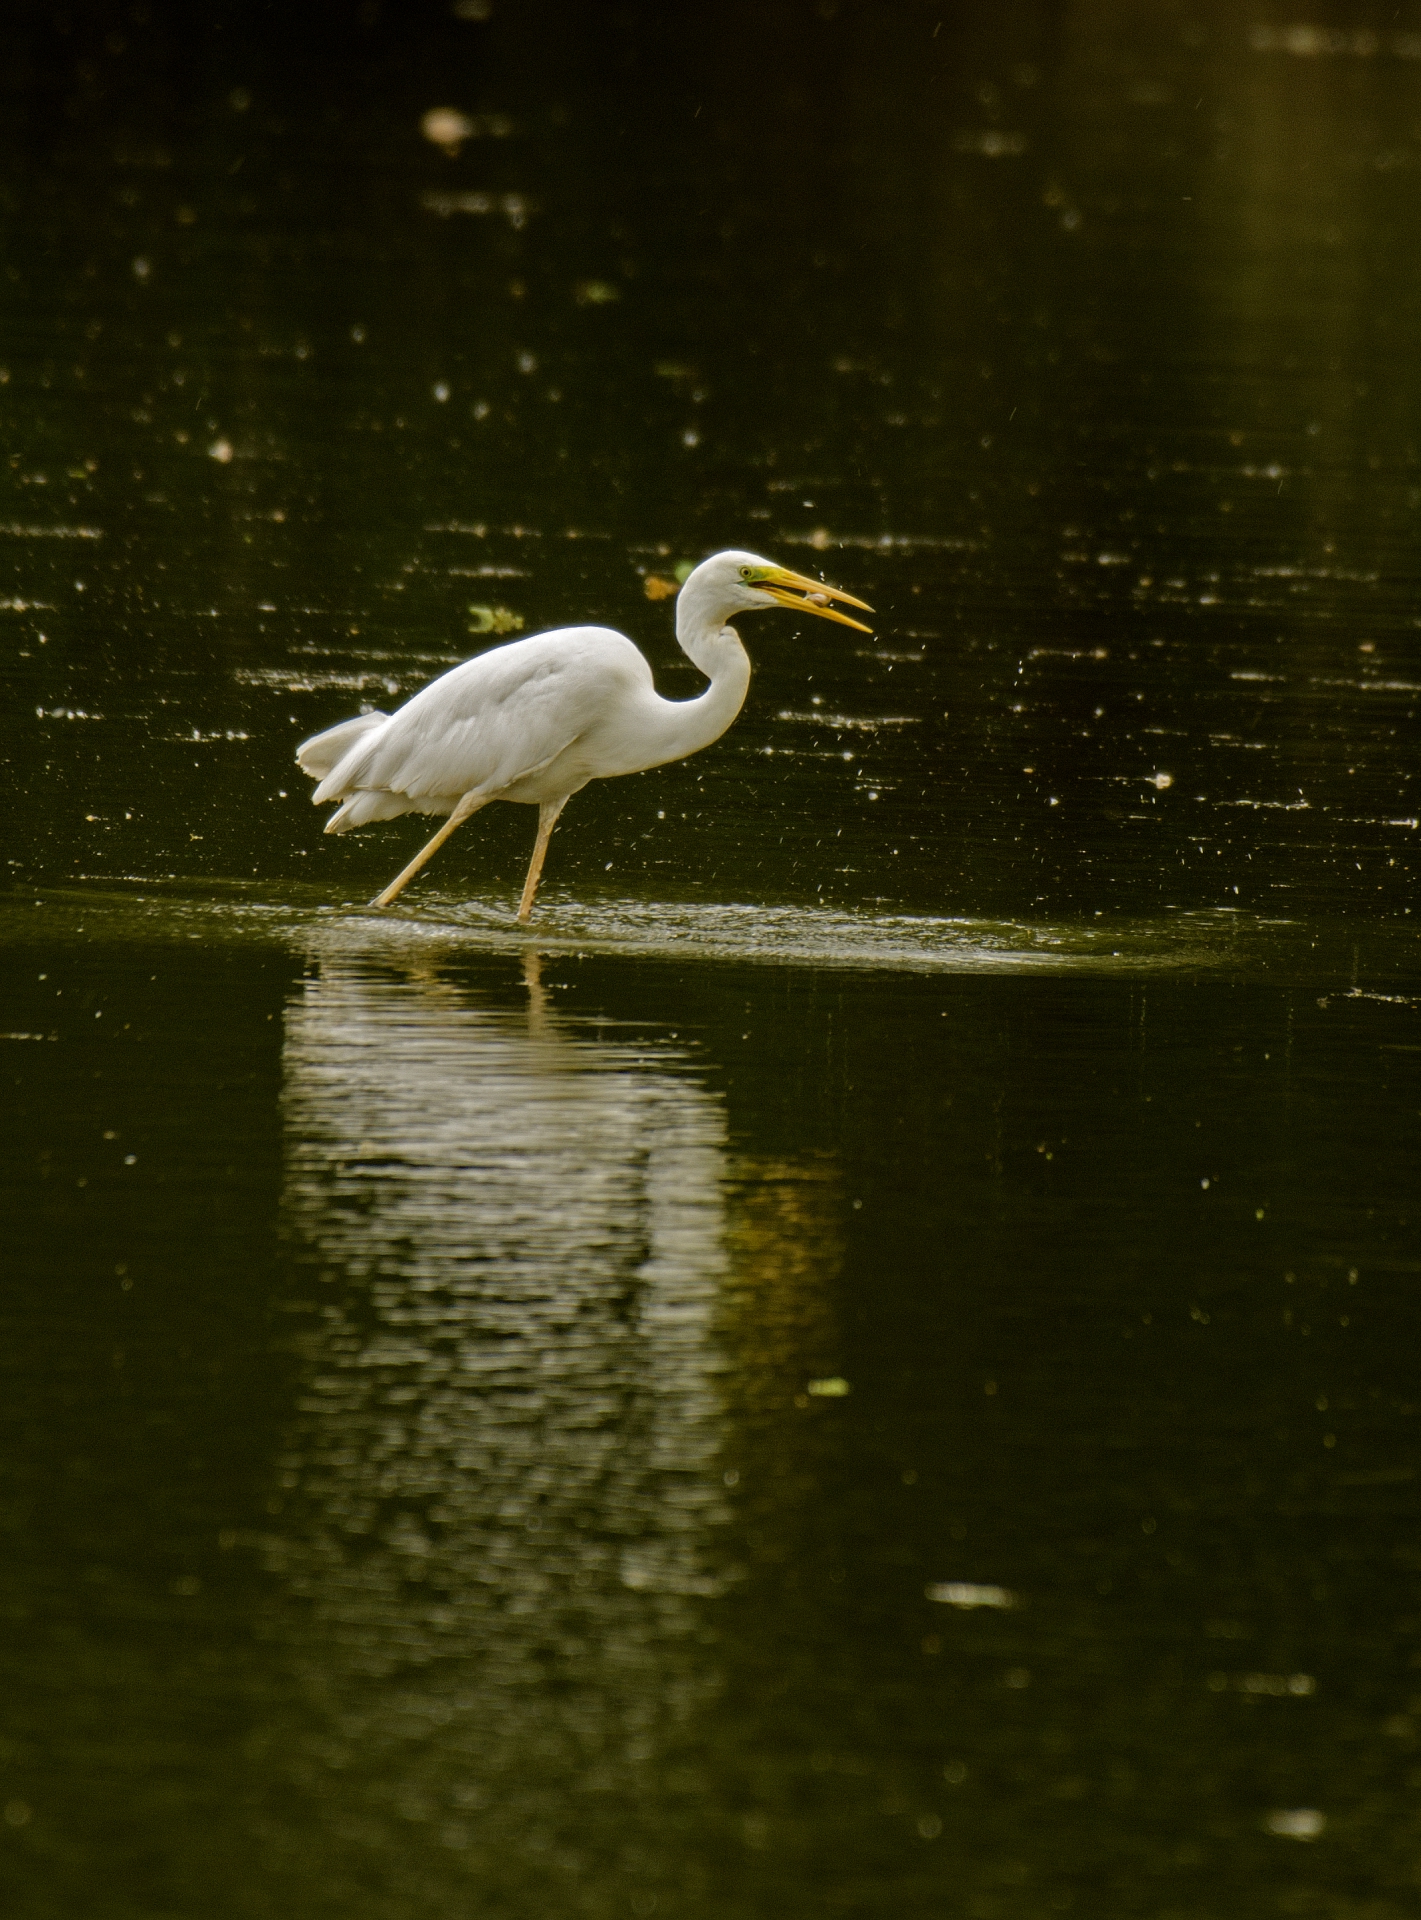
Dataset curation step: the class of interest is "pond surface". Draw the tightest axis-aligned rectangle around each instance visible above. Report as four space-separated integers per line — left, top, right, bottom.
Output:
2 3 1420 1916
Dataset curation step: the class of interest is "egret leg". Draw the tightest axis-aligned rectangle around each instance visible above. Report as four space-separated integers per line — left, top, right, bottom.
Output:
516 797 568 923
370 790 490 909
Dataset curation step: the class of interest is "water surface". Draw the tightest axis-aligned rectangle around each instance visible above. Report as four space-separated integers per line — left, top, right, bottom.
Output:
2 4 1420 1916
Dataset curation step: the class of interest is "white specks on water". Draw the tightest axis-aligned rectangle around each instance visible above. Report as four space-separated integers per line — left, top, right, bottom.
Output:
1209 1672 1316 1697
1219 796 1311 811
927 1581 1017 1609
1148 772 1174 789
420 189 531 227
421 106 475 150
235 668 403 694
1 524 102 539
1254 23 1421 57
778 529 979 554
1265 1808 1325 1840
208 438 234 464
953 129 1028 157
776 710 920 731
805 1377 851 1397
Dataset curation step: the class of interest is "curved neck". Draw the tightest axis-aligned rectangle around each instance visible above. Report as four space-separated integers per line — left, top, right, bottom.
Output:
669 587 751 751
616 583 751 772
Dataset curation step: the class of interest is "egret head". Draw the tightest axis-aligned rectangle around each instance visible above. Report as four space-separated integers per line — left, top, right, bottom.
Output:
681 549 874 634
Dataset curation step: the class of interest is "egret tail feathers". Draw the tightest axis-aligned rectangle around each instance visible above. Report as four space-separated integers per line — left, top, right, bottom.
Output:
322 788 425 835
297 711 389 784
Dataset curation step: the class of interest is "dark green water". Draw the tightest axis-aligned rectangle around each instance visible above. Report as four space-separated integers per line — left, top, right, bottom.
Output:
3 4 1421 1915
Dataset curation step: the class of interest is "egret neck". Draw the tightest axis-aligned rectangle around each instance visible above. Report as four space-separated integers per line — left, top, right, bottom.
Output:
642 566 754 766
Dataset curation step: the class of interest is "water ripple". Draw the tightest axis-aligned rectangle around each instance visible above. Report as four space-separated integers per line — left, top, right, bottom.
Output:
7 882 1320 977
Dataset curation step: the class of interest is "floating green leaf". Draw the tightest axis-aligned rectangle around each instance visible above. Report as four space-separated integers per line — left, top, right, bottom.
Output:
467 604 524 635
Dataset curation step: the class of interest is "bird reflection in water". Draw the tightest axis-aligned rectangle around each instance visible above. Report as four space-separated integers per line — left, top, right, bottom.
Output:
256 933 842 1907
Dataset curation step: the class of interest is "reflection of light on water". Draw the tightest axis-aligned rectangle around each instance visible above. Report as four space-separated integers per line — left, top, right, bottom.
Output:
926 1582 1017 1611
1265 1807 1325 1840
262 936 735 1892
349 900 1282 976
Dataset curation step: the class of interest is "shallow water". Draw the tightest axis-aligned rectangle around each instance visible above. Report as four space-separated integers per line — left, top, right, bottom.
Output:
0 880 1353 974
3 3 1421 1916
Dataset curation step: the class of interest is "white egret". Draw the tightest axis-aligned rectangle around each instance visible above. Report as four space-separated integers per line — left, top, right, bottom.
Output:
296 549 872 920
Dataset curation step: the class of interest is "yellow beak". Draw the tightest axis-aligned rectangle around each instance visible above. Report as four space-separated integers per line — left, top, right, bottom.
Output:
760 565 874 634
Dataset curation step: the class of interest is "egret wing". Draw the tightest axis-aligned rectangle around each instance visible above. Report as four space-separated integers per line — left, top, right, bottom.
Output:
318 629 642 805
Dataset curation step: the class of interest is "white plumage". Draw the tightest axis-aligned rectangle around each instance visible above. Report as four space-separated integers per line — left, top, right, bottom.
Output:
296 548 871 920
